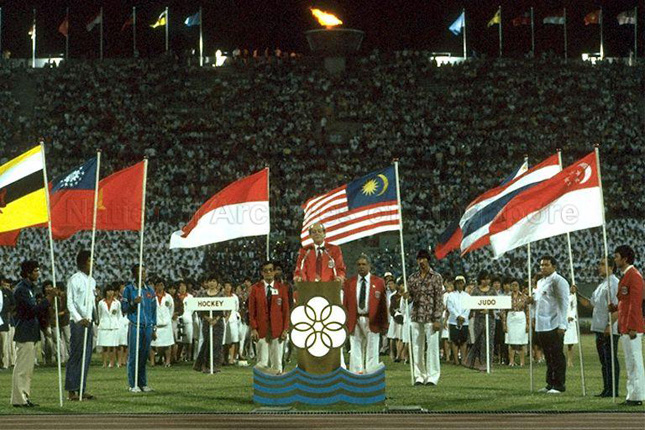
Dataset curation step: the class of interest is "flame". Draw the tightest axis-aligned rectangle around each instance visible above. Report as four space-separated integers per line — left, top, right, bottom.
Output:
310 8 343 29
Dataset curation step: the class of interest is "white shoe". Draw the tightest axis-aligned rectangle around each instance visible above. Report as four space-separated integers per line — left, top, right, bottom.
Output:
141 386 154 393
547 389 562 394
537 387 550 393
128 387 141 393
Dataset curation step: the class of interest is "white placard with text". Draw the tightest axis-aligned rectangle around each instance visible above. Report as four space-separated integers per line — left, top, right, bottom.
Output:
465 295 512 310
184 296 237 312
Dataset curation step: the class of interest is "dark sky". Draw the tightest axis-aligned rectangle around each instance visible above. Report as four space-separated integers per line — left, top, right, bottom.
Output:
0 0 640 59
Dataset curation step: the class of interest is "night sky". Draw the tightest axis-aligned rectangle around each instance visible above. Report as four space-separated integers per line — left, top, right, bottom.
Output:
0 0 640 60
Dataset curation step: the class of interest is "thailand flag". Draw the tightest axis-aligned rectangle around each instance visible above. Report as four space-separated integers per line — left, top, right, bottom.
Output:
490 152 603 257
169 169 269 249
459 154 561 254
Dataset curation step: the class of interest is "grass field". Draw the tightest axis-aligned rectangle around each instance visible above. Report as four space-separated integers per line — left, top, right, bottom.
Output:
0 334 643 414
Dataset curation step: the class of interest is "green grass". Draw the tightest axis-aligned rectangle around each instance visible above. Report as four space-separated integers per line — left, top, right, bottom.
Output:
0 335 642 414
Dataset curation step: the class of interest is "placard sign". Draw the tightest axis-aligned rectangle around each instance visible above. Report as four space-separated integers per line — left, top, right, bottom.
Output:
465 295 512 310
184 296 236 312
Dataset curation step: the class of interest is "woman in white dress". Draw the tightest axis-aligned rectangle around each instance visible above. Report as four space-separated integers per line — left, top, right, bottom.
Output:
564 285 579 367
385 278 399 362
504 280 529 366
397 281 411 364
116 283 129 368
441 282 454 362
150 280 175 367
222 282 240 365
175 281 194 362
97 285 121 368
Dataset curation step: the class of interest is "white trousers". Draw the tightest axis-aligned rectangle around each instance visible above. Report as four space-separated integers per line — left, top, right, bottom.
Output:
411 322 441 384
349 316 381 374
621 333 645 401
0 330 12 368
257 338 283 373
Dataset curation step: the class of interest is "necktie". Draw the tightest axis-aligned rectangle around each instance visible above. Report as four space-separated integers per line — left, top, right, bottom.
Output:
266 285 272 313
359 277 367 311
315 247 323 279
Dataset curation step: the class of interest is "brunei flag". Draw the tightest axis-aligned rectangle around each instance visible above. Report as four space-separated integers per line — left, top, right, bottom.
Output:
151 11 167 28
0 146 48 233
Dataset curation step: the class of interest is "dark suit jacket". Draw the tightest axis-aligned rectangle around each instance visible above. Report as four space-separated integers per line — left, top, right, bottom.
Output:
13 279 50 343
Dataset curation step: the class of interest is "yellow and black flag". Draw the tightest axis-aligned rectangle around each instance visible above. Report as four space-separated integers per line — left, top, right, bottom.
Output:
0 146 49 233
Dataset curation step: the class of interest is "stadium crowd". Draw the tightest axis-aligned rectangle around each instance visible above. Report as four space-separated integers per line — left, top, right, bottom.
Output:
0 53 642 287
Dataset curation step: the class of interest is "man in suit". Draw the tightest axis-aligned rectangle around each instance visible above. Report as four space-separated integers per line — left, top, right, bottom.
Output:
343 255 388 374
293 223 346 283
11 260 54 407
249 261 290 374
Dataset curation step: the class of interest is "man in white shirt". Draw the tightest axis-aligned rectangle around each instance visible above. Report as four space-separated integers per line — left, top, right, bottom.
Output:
577 257 619 398
528 256 569 394
446 275 470 366
64 250 96 401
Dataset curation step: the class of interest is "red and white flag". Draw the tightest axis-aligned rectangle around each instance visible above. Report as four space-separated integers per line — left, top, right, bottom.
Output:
169 169 269 249
489 152 603 257
300 166 400 246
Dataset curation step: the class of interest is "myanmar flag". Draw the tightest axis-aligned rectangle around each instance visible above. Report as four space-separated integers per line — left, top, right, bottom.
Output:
0 146 49 233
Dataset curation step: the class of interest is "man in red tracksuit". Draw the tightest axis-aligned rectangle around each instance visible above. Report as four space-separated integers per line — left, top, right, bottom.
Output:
612 245 644 406
293 223 346 283
343 254 388 374
249 261 290 374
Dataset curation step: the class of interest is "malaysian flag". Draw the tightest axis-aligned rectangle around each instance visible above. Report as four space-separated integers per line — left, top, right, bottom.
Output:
300 166 400 246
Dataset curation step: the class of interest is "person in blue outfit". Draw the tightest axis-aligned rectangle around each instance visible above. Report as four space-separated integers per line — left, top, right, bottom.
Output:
121 264 156 393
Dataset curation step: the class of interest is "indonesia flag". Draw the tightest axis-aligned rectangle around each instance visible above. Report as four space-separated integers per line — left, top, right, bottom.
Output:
459 154 560 254
169 169 269 249
489 152 603 258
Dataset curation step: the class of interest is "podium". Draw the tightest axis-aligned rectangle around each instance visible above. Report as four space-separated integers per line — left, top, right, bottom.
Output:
252 281 386 406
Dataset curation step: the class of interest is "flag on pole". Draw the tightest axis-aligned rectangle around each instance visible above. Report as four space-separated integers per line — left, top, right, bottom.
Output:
459 155 561 254
489 152 603 258
435 160 530 259
58 16 68 37
300 166 400 246
49 158 98 240
488 9 501 27
449 11 465 35
512 12 531 26
0 230 20 246
617 9 636 25
543 11 565 25
584 10 601 25
185 11 200 27
86 11 102 32
94 161 145 232
121 13 134 31
169 169 269 249
0 146 48 233
151 11 167 28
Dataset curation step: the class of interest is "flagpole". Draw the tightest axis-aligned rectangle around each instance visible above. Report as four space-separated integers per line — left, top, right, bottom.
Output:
78 150 101 403
393 160 414 386
635 7 638 59
523 154 534 392
0 7 3 57
498 6 502 58
594 145 616 402
133 7 137 57
266 167 270 261
32 9 36 68
199 6 203 67
40 142 64 407
462 8 467 58
165 7 169 53
530 7 535 56
564 8 568 62
134 158 149 391
557 150 586 397
65 8 69 60
99 7 103 60
600 8 604 60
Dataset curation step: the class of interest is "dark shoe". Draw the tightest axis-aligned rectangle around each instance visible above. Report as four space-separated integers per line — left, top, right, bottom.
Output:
13 404 28 408
67 393 80 401
81 392 95 400
620 400 643 406
25 400 38 407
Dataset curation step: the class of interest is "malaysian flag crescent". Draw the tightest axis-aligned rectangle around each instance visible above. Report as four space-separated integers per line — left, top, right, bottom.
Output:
300 166 401 246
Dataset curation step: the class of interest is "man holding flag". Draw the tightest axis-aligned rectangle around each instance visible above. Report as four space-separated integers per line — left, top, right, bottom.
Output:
64 250 96 401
